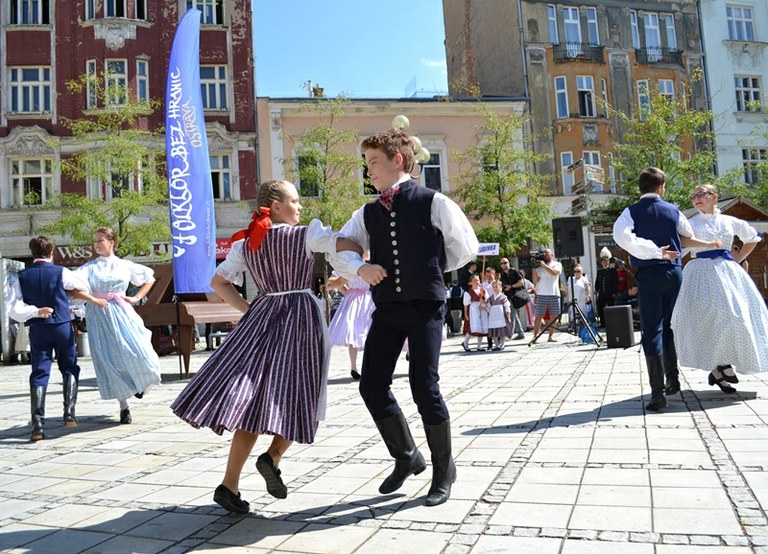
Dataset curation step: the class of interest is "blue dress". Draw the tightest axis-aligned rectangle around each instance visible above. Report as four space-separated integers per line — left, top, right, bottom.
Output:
75 256 162 400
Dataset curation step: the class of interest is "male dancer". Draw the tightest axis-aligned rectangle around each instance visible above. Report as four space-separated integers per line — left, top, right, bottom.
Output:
7 236 89 440
613 168 717 410
332 129 478 506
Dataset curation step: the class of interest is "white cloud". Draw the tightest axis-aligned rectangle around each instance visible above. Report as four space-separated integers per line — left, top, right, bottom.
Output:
420 58 447 72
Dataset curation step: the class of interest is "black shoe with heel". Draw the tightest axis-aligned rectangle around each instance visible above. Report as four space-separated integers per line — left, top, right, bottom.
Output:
350 369 361 380
120 408 132 424
709 371 737 393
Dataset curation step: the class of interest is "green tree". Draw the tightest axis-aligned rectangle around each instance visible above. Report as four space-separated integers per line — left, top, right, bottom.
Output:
39 71 169 257
283 96 364 230
451 100 554 257
592 73 729 225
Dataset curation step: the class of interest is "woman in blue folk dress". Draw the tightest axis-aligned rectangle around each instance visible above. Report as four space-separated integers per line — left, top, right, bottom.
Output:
74 228 162 424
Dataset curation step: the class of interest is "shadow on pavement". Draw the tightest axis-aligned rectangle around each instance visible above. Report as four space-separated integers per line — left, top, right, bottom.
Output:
461 389 758 435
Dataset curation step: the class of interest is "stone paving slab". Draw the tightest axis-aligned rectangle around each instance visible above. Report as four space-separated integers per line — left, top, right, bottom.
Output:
2 332 768 552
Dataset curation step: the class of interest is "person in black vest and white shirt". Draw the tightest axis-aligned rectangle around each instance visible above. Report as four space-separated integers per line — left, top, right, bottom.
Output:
613 168 721 411
331 129 478 506
6 236 93 440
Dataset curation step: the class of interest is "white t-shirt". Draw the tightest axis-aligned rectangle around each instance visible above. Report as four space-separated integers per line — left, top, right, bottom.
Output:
534 261 562 296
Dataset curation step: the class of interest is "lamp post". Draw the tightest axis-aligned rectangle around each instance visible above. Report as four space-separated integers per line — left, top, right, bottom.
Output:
392 114 430 176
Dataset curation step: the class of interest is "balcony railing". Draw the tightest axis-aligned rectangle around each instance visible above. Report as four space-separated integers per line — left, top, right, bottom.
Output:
553 43 604 63
635 47 682 65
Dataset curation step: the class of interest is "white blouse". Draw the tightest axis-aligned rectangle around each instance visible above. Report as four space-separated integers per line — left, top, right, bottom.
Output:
216 219 338 286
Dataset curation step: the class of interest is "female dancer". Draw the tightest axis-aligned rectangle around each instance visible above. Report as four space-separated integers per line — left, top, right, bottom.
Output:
326 266 374 380
671 184 768 392
171 180 361 514
74 228 161 424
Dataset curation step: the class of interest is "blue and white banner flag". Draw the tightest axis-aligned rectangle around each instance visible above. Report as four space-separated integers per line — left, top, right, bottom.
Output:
165 9 216 293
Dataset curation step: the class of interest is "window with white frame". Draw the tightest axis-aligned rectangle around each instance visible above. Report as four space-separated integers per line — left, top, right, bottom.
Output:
105 0 126 17
743 148 768 185
87 162 135 200
10 67 51 114
586 7 599 45
629 11 640 49
547 5 558 44
187 0 224 25
577 75 595 117
727 6 754 41
86 60 97 108
561 152 575 195
200 66 228 110
658 79 675 103
297 153 321 197
735 76 761 111
106 59 128 106
10 0 50 24
136 0 147 20
555 76 568 118
210 154 232 200
10 159 53 206
663 14 677 50
137 60 149 102
583 151 602 192
420 152 443 192
637 80 650 120
85 0 95 19
644 13 662 61
563 7 581 56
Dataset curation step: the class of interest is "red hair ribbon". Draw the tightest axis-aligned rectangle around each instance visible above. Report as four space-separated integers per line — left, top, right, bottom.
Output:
231 207 272 253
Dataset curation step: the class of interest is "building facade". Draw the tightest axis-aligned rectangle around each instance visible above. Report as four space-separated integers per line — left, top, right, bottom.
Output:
443 0 706 198
0 0 257 259
443 0 706 273
699 0 768 182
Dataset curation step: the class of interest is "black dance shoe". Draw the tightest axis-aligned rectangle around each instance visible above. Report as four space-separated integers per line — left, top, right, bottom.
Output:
134 392 144 399
461 343 471 352
256 452 288 499
350 369 361 380
709 371 736 394
119 408 132 424
213 484 250 514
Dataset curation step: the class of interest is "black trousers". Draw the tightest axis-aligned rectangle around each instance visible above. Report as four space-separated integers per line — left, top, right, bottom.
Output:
360 300 449 425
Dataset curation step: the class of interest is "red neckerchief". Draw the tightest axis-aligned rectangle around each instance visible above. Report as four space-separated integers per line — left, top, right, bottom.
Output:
378 187 400 212
231 207 272 253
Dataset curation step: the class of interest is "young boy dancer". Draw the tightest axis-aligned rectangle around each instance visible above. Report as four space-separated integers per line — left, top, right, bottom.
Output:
331 129 478 506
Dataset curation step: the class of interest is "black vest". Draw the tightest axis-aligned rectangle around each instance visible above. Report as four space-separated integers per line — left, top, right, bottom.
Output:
363 181 446 304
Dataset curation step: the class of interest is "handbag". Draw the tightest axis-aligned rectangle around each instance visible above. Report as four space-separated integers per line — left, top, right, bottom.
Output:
511 287 530 309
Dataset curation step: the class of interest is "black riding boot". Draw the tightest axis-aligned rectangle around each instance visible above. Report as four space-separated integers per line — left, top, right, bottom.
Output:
663 342 680 395
645 356 667 411
31 386 46 441
423 419 457 506
63 374 78 426
375 412 426 494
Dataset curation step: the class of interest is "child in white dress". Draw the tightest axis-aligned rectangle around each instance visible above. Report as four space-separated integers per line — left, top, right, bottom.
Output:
487 280 512 350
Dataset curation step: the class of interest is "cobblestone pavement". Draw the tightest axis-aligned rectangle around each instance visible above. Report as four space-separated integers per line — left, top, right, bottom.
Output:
2 332 768 553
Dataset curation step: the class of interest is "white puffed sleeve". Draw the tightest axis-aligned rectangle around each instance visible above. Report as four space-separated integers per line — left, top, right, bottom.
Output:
305 219 338 257
215 239 247 286
729 215 762 244
127 260 155 286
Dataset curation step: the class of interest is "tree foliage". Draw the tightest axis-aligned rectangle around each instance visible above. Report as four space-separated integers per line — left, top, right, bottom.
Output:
283 96 364 231
450 100 554 256
589 71 765 226
39 71 169 257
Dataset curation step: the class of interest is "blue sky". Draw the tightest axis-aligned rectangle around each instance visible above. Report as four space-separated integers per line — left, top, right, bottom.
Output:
253 1 448 98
